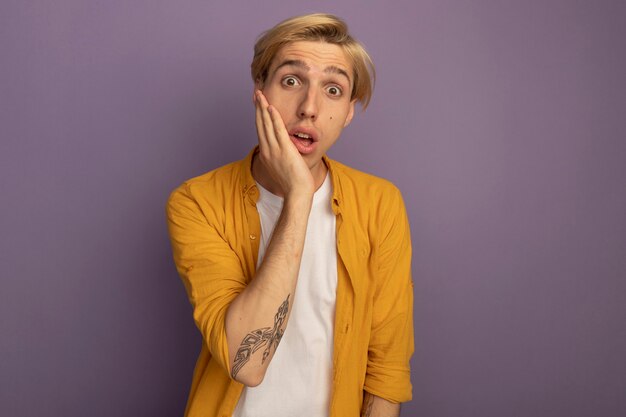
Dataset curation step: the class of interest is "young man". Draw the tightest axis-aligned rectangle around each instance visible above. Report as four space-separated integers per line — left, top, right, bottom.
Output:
167 13 413 417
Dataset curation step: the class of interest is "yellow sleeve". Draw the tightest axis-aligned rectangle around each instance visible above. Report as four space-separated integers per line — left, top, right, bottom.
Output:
364 186 414 403
166 184 246 375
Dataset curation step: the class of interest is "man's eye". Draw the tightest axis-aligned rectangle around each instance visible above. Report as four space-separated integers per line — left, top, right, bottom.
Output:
282 77 299 87
327 86 342 97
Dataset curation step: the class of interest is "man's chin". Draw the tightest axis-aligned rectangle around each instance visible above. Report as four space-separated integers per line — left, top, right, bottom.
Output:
302 152 320 166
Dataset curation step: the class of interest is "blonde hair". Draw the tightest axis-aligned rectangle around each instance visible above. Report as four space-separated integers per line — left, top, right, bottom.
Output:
251 13 375 110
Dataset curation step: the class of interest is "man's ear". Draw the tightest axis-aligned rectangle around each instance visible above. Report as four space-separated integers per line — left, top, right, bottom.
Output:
343 100 356 127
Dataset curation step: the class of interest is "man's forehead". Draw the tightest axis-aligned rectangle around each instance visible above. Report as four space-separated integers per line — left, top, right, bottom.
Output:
271 41 352 75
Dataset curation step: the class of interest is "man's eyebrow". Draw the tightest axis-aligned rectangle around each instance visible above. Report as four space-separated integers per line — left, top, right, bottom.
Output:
324 65 351 84
273 59 351 84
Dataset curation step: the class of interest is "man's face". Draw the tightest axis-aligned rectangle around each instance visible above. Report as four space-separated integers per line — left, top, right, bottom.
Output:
258 41 356 173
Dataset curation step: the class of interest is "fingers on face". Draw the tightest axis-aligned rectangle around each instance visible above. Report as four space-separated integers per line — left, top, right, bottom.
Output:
259 96 276 148
255 93 268 152
268 104 288 145
257 90 289 150
255 90 279 157
255 91 291 158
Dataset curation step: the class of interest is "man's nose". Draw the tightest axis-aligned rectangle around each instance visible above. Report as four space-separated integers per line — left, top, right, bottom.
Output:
297 87 318 121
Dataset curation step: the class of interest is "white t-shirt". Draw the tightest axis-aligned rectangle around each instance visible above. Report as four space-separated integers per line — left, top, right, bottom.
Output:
233 173 338 417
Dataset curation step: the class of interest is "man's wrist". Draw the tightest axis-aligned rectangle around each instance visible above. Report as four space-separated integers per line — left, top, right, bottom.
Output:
283 191 314 211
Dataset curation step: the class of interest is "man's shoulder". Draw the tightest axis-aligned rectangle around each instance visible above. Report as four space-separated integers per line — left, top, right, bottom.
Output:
167 157 246 207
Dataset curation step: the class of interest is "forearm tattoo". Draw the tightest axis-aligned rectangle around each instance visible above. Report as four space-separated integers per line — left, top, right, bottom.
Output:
231 294 290 379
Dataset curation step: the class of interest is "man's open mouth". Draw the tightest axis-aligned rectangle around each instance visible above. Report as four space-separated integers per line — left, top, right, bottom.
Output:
291 132 314 146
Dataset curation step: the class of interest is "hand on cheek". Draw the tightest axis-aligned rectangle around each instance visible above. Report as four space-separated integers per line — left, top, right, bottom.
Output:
254 90 315 198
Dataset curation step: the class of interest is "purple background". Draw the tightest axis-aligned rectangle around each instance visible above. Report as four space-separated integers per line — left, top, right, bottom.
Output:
1 1 625 416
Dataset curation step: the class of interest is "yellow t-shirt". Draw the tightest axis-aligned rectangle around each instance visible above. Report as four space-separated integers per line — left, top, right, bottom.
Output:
166 148 414 417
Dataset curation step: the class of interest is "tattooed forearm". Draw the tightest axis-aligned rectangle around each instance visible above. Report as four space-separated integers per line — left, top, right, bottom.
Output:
231 294 290 379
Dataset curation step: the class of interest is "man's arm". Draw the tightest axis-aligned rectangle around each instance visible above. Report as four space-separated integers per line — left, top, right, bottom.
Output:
223 90 315 386
361 392 400 417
